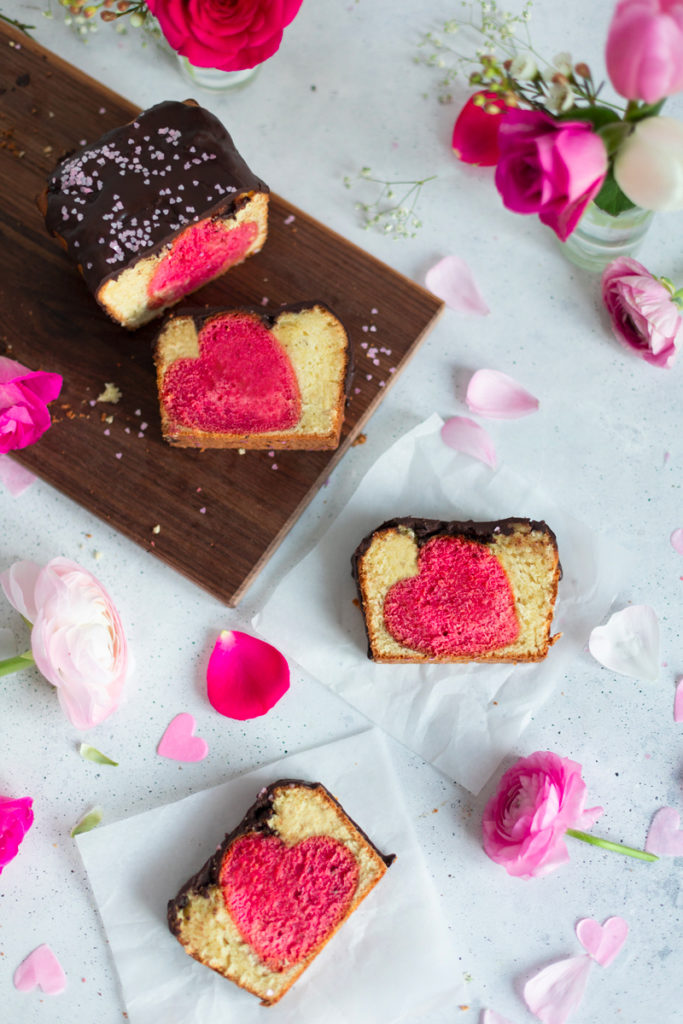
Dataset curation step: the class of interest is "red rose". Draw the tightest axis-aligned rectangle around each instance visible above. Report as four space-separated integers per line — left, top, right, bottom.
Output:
147 0 305 71
452 90 510 166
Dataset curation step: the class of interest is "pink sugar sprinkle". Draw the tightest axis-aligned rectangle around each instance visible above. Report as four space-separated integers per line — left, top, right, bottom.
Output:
103 428 110 436
284 214 295 225
140 422 148 430
370 325 377 332
261 296 269 305
366 373 373 380
354 387 361 394
199 507 206 514
89 399 96 407
371 307 378 314
196 487 202 492
115 452 122 459
272 464 278 470
134 408 141 416
362 325 369 333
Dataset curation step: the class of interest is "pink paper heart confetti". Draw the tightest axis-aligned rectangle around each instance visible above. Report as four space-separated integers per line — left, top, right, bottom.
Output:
466 368 539 419
207 630 290 720
13 944 66 995
576 916 628 967
157 713 208 762
441 415 497 468
523 954 593 1024
645 806 683 856
588 605 660 682
425 255 490 315
674 677 683 723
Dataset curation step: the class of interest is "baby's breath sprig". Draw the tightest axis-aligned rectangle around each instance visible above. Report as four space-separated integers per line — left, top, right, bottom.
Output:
344 167 436 239
53 0 151 37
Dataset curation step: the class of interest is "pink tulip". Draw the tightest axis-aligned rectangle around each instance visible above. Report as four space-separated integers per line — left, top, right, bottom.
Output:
0 356 62 454
601 257 682 367
452 91 510 166
482 751 603 878
606 0 683 104
0 559 129 730
0 796 33 874
495 109 608 240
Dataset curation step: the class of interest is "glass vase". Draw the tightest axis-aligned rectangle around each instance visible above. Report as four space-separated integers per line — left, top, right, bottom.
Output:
561 201 654 272
175 56 261 93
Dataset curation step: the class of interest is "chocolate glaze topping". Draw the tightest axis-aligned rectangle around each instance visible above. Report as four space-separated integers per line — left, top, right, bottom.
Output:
43 99 268 294
167 779 394 938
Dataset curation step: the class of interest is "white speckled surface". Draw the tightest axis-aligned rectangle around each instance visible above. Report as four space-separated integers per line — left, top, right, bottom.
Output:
1 3 682 1023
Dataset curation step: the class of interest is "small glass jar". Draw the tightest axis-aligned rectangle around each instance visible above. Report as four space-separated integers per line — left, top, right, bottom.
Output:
175 57 261 93
561 201 654 272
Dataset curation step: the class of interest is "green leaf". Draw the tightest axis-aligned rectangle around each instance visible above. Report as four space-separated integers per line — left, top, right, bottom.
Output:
558 105 620 132
0 651 35 678
593 171 636 216
79 743 118 767
70 806 103 838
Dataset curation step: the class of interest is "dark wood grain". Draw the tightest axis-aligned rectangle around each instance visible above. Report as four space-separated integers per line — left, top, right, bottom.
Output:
0 25 443 605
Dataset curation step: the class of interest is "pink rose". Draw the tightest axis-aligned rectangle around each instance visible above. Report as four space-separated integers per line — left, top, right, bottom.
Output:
0 559 129 730
495 109 608 241
146 0 305 71
452 91 511 167
0 356 62 454
606 0 683 104
601 257 683 367
0 796 34 874
482 751 603 878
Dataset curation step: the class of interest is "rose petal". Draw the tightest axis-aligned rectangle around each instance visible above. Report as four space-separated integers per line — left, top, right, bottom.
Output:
670 528 683 554
0 454 36 496
523 955 593 1024
425 255 490 315
466 369 539 419
482 1012 518 1024
441 416 497 468
588 605 660 682
674 677 683 723
645 806 683 856
207 630 289 720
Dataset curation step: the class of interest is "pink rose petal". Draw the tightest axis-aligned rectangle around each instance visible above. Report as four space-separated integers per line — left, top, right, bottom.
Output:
425 255 490 315
645 806 683 856
482 1012 519 1024
0 454 36 496
671 528 683 554
466 369 539 419
13 944 66 995
207 630 289 720
157 713 208 762
588 605 660 682
674 677 683 723
576 916 628 967
523 955 593 1024
441 416 497 468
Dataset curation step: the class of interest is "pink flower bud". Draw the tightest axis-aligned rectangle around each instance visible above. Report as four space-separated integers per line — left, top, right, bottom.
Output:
601 257 682 367
0 357 62 454
606 0 683 104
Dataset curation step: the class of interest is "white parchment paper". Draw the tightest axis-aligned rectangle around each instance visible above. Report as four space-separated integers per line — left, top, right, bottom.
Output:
76 728 462 1024
256 415 625 794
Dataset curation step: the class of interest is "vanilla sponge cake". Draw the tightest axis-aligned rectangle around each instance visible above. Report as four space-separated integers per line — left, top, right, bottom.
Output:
167 780 394 1005
41 100 269 329
352 517 561 663
154 303 350 449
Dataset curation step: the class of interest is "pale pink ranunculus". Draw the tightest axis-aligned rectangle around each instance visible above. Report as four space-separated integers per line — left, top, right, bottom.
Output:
606 0 683 104
452 91 511 166
482 751 603 878
495 109 608 240
146 0 305 71
0 559 128 730
601 257 683 367
0 796 33 874
614 115 683 211
0 356 62 455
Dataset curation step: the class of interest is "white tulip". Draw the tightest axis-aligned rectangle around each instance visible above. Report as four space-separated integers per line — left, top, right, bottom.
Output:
614 116 683 212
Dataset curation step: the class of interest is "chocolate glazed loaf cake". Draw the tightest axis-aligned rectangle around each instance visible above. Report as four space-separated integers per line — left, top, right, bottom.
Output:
40 100 269 329
154 302 351 449
352 517 561 663
168 780 394 1006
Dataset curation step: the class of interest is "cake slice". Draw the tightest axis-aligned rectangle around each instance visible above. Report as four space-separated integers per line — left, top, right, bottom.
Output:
167 780 394 1005
40 99 268 329
154 303 350 449
352 517 561 663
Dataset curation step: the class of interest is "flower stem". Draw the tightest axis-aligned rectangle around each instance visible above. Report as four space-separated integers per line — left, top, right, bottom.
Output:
566 828 657 862
0 651 35 677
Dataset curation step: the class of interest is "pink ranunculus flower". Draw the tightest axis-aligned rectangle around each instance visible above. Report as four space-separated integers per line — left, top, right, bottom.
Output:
0 559 129 730
482 751 603 878
0 796 34 874
452 91 512 166
0 356 62 455
495 109 608 241
601 257 683 367
606 0 683 105
146 0 305 71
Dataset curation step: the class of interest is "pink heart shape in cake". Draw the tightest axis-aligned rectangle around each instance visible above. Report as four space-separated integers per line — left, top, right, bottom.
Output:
13 944 66 995
576 916 628 967
645 806 683 856
383 535 519 656
157 713 208 762
220 832 359 970
161 312 301 434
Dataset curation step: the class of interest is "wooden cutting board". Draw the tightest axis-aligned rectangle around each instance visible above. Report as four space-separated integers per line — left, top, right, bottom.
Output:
0 24 443 605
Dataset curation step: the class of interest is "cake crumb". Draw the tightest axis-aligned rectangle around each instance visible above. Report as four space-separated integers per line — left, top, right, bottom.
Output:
97 382 122 404
93 550 102 561
351 433 367 446
152 524 161 534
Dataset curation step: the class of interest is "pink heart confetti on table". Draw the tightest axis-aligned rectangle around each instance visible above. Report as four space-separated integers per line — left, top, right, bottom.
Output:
674 677 683 723
13 944 66 995
576 916 628 967
425 254 490 315
441 415 497 468
157 713 208 762
645 806 683 856
466 368 539 419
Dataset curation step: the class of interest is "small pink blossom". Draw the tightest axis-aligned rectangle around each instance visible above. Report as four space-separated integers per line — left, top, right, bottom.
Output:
606 0 683 105
482 751 603 878
0 559 128 730
0 796 34 874
207 630 289 720
0 356 62 454
601 258 682 367
452 91 510 166
495 109 608 240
